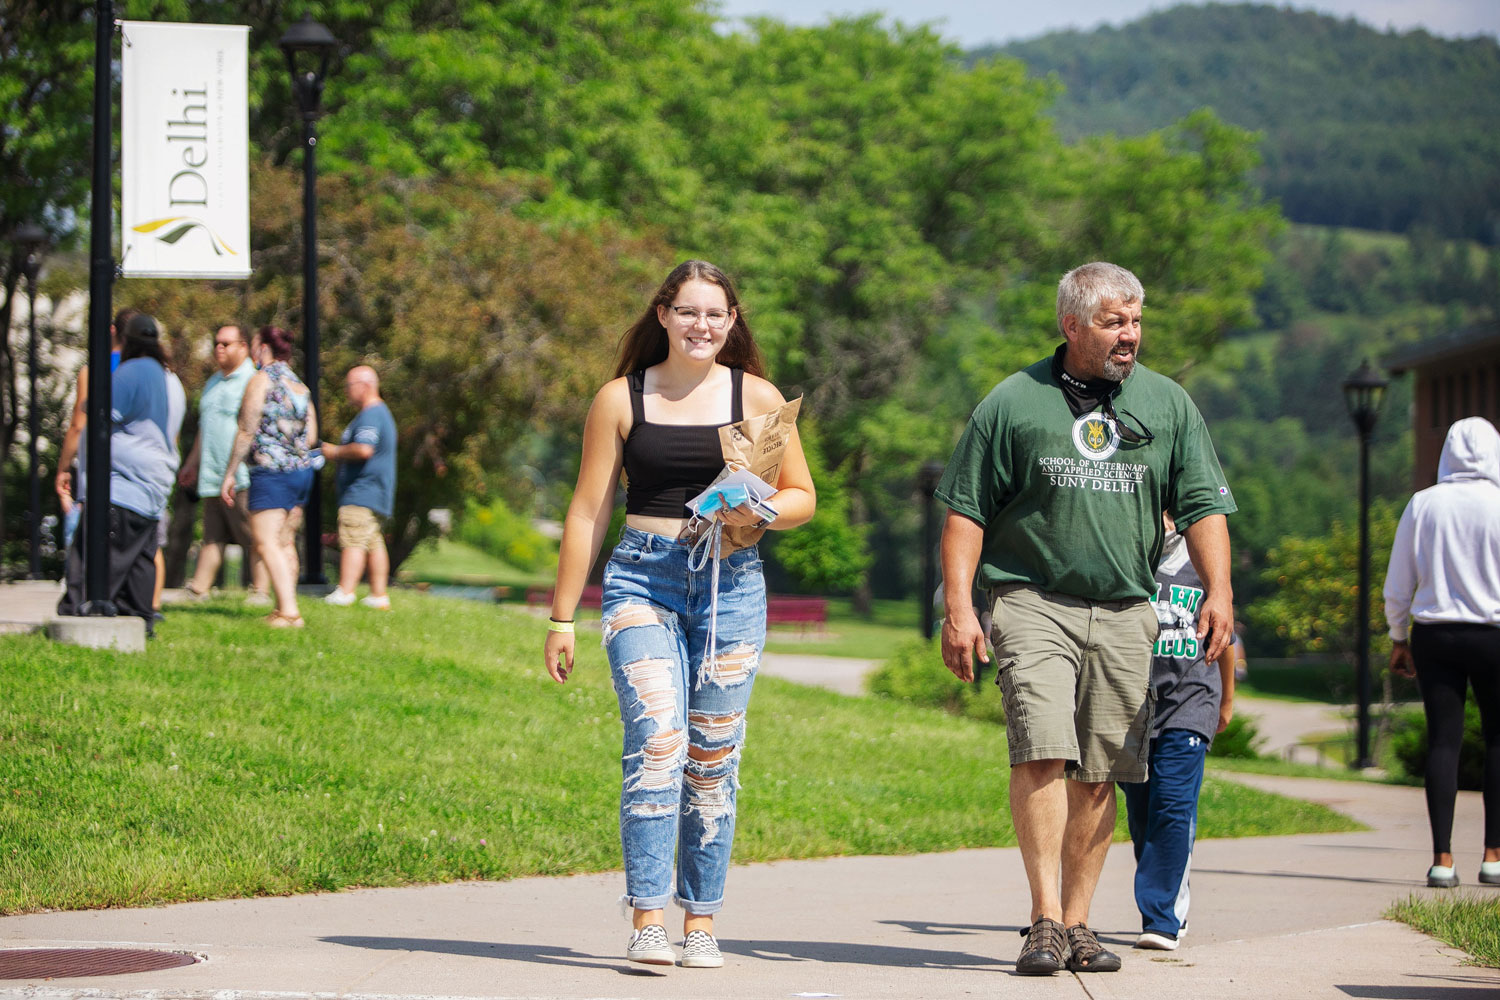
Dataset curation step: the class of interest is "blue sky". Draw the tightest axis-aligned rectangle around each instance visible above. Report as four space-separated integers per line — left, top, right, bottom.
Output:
713 0 1500 47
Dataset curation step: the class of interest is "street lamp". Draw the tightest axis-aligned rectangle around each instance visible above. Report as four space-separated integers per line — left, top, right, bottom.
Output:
280 16 338 586
918 460 946 640
1343 358 1389 769
11 223 49 579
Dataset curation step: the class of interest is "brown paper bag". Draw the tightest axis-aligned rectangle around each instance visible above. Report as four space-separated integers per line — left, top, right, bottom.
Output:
714 396 802 555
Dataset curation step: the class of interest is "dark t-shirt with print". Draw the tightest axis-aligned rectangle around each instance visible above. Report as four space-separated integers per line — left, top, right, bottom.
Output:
934 356 1236 602
1150 538 1223 744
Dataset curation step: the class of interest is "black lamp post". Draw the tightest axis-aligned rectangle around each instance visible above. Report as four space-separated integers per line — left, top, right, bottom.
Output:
11 223 49 579
918 460 946 640
1343 358 1389 770
280 16 338 586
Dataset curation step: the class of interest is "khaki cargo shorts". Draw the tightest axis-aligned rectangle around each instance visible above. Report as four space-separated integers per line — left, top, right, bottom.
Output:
337 505 387 553
989 583 1159 782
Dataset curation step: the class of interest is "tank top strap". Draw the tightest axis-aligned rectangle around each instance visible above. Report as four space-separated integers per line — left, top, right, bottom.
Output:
627 370 646 427
730 367 744 424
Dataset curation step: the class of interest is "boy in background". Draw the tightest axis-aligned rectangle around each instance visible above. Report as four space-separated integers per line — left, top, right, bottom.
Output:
1120 511 1236 951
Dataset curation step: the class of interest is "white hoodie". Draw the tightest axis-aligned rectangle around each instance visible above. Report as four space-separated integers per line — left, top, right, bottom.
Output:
1383 417 1500 640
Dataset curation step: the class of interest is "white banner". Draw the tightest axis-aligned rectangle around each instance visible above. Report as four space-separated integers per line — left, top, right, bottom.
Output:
121 21 251 279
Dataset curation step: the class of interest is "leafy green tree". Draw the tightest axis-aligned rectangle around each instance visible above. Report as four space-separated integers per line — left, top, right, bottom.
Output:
764 423 870 594
995 5 1500 243
1244 500 1401 664
122 163 668 567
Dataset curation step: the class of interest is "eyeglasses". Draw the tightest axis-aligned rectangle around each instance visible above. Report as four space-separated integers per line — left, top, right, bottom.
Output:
668 305 733 329
1102 397 1154 445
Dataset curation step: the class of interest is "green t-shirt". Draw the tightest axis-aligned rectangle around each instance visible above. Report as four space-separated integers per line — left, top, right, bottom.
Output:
934 355 1235 601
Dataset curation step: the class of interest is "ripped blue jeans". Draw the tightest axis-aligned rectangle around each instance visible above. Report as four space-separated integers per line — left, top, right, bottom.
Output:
602 525 766 915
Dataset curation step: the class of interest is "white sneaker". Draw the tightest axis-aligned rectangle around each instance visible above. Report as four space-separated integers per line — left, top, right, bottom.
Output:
626 924 675 966
244 591 273 608
1481 861 1500 885
1135 930 1180 951
360 594 391 610
324 588 356 606
679 929 724 968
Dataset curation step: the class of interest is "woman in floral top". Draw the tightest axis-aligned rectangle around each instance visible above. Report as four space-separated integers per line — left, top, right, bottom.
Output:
221 326 319 627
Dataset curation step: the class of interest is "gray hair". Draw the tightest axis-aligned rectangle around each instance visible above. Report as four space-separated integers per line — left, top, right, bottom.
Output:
1056 262 1144 336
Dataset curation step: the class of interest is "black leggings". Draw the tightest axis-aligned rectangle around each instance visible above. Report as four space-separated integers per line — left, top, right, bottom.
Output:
1411 623 1500 854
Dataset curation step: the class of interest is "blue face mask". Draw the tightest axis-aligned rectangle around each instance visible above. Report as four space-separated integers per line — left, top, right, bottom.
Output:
691 482 752 518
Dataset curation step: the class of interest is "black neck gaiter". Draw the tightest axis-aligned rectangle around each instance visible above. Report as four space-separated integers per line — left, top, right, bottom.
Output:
1051 344 1120 417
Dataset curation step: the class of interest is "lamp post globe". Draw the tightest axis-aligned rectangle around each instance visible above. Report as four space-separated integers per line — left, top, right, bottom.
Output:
279 16 338 587
1343 358 1389 769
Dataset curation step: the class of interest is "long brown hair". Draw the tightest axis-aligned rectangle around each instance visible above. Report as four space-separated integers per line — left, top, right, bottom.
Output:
614 260 766 379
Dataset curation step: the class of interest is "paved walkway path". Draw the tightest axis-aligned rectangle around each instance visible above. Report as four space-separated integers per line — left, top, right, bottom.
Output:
1 773 1495 999
5 584 1497 997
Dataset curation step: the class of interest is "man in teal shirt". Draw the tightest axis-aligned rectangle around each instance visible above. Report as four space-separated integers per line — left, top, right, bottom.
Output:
935 262 1235 975
178 324 265 599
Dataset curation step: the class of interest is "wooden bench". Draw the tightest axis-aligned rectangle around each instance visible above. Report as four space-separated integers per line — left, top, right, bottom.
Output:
766 595 828 633
527 584 602 608
529 587 828 633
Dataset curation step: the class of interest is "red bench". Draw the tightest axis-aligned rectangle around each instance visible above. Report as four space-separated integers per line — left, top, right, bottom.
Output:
527 584 603 608
528 587 827 632
766 595 828 633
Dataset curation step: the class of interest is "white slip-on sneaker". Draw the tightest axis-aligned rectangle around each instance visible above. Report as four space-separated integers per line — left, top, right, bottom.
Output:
360 594 391 610
679 929 724 968
1428 865 1460 888
626 924 675 966
1135 930 1180 951
324 588 356 606
1479 861 1500 885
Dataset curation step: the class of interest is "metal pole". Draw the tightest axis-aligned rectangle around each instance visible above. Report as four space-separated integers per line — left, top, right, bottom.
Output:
299 113 325 584
26 275 41 578
83 0 115 614
1354 427 1373 769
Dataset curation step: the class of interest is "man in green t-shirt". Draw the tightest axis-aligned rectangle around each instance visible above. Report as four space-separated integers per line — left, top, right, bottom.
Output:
934 261 1235 976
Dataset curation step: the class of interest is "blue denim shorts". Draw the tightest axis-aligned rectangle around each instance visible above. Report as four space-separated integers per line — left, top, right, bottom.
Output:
247 467 314 512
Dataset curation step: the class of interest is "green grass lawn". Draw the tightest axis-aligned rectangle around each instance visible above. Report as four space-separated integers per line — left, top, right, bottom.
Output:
0 593 1358 914
764 596 926 659
1238 658 1420 705
1388 893 1500 968
396 537 554 589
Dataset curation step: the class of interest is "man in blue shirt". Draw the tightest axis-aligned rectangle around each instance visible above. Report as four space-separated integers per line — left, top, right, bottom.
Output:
322 366 397 609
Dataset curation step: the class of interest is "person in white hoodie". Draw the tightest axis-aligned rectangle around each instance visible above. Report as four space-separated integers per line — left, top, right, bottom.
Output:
1383 416 1500 889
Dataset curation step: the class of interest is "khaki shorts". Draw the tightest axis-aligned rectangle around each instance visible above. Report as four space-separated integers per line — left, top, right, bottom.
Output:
337 505 387 552
989 583 1159 782
202 493 252 547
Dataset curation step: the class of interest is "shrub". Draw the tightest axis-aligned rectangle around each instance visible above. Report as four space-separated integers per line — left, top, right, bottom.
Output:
1386 702 1485 789
1208 713 1264 759
867 637 1007 726
454 497 557 573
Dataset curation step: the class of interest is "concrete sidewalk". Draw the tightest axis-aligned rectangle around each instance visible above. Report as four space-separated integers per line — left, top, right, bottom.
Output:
2 774 1496 999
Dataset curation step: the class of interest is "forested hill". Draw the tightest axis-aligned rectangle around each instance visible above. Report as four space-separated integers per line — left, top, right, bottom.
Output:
982 3 1500 244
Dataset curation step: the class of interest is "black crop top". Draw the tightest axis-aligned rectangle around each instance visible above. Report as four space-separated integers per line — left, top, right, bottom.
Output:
623 368 744 517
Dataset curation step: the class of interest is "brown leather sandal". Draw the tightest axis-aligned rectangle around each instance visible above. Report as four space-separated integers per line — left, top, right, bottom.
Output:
1064 923 1121 972
1016 917 1066 975
266 611 305 628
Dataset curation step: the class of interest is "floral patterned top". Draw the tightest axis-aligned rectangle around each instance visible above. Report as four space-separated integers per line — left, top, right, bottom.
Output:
251 361 313 471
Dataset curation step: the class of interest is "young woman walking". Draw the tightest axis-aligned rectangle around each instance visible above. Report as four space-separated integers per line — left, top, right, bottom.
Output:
543 260 815 968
